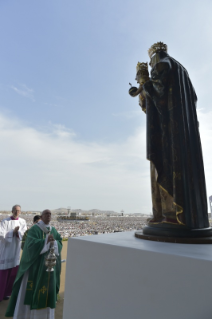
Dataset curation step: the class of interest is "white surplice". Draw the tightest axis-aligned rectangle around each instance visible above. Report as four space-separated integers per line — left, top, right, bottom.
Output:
13 220 59 319
0 217 27 270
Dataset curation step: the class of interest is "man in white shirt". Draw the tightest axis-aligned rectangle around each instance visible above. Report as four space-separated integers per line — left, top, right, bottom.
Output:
0 205 27 302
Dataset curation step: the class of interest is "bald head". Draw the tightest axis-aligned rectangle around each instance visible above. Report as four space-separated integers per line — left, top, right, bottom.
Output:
41 209 51 216
41 209 51 224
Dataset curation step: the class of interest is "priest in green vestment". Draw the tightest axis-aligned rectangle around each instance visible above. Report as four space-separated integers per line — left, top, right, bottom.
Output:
6 209 62 319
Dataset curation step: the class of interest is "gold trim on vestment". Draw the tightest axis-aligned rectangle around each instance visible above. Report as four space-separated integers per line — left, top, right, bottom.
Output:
38 285 47 308
26 281 33 291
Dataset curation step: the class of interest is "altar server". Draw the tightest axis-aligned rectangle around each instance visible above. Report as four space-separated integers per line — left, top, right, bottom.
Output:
0 205 27 301
6 209 62 319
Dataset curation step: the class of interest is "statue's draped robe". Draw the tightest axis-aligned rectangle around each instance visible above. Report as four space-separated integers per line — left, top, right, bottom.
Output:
5 224 62 318
143 52 209 229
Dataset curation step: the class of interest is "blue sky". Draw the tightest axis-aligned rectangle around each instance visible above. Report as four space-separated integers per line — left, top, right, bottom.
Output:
0 0 212 213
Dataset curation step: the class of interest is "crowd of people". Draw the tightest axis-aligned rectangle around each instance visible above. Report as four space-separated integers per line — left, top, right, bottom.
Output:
55 216 146 237
0 212 147 238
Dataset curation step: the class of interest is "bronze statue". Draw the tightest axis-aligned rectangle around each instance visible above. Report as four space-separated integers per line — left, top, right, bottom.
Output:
129 42 212 241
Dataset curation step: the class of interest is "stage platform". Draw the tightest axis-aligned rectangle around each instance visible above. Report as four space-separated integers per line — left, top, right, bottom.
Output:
63 231 212 319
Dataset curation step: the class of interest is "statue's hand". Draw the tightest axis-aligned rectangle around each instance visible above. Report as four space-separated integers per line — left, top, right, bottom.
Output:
129 85 143 97
129 86 138 96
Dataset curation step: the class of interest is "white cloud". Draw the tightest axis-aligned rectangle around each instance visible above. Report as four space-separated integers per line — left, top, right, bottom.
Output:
197 110 212 205
10 84 35 101
0 110 211 214
0 113 150 213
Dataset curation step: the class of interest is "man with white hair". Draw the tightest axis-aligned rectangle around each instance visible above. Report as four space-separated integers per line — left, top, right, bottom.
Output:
6 209 62 319
0 205 27 302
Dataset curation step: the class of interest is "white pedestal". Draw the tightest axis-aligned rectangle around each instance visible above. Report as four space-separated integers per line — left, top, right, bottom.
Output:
63 231 212 319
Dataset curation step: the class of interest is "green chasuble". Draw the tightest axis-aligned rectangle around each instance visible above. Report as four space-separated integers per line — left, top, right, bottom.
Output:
5 224 62 317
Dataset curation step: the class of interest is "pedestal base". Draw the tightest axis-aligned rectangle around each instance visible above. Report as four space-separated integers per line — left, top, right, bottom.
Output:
135 229 212 243
63 231 212 319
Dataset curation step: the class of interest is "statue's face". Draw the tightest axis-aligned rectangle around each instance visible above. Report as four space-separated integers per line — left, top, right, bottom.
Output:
135 71 142 84
149 53 160 68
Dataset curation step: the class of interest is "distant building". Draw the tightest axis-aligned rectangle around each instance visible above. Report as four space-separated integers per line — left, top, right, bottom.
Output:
209 196 212 218
71 212 77 217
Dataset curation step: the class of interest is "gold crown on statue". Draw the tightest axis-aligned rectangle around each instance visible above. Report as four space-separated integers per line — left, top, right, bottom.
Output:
148 42 168 58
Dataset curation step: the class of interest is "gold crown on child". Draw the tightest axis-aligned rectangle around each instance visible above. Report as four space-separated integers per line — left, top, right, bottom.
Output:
136 62 148 73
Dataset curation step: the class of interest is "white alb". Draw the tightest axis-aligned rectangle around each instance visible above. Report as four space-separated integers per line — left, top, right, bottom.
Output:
0 217 27 270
